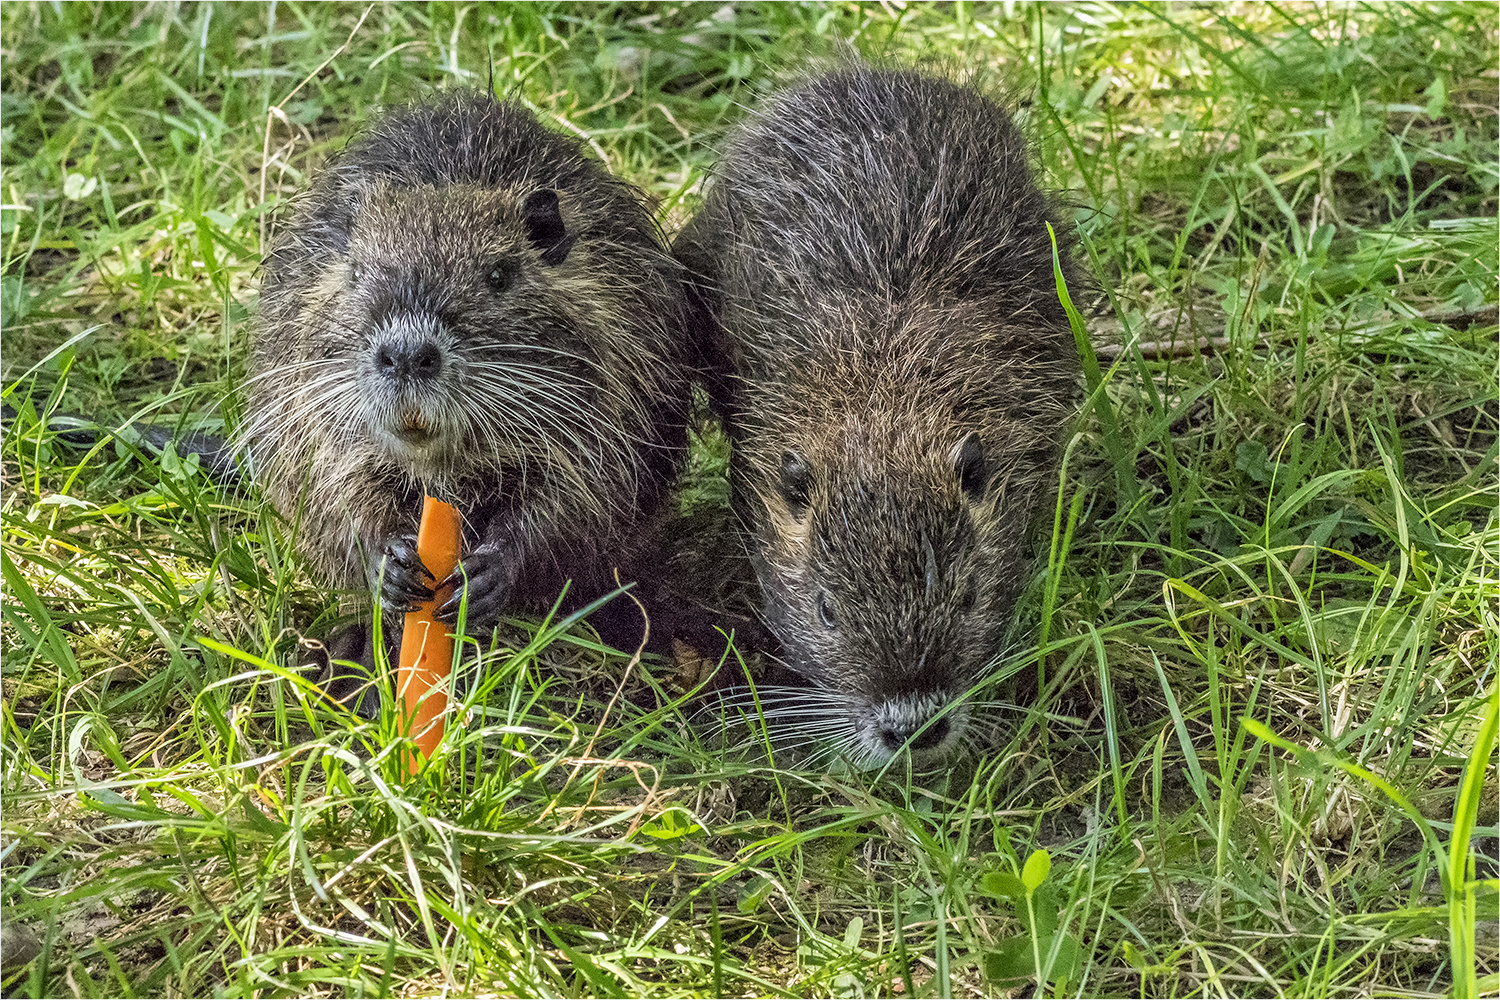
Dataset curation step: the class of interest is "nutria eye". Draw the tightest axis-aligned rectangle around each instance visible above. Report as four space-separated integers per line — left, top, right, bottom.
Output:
954 432 987 501
817 592 838 629
958 582 978 612
487 263 514 293
779 450 812 521
349 261 361 283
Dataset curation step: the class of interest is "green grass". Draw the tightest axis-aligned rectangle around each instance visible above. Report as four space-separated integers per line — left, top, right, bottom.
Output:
2 2 1496 997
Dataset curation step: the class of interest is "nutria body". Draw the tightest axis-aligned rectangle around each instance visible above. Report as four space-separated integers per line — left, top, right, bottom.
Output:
246 90 690 639
677 66 1080 765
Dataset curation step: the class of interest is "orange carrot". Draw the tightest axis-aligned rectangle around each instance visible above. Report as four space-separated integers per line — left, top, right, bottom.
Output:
396 496 462 775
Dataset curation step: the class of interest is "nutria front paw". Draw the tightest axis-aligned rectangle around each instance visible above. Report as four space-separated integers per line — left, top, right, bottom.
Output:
435 540 517 632
370 534 435 613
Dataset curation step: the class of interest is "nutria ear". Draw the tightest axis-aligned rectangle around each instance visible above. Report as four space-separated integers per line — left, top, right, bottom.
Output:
779 451 812 521
521 189 575 265
954 433 987 501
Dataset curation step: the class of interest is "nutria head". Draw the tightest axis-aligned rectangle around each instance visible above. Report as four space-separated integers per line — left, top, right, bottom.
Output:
248 173 669 510
299 182 609 482
746 401 1049 768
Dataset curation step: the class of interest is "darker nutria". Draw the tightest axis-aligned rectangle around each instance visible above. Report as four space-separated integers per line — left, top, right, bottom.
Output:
245 90 691 647
676 66 1081 766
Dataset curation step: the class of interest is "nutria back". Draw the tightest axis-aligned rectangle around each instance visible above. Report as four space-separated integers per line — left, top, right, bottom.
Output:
678 66 1081 766
246 90 690 637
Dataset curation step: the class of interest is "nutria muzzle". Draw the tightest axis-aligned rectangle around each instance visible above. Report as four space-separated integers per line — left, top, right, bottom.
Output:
374 337 445 384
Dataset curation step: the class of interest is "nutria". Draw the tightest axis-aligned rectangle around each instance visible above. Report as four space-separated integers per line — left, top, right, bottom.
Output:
245 90 691 647
676 66 1081 766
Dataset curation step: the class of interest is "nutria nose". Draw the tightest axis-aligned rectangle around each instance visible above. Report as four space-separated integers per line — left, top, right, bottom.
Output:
375 340 444 381
880 715 949 751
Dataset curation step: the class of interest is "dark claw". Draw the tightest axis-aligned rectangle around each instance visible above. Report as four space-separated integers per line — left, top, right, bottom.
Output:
435 586 506 625
434 544 514 630
383 573 434 606
383 535 430 577
371 534 435 612
433 589 464 622
435 567 501 623
382 593 426 616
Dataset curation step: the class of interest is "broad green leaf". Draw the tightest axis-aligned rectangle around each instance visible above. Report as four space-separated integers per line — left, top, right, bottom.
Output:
980 870 1027 900
1022 849 1051 893
981 938 1034 984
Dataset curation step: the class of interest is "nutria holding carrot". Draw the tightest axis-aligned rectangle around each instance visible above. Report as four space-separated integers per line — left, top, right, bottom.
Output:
676 65 1081 765
246 90 691 647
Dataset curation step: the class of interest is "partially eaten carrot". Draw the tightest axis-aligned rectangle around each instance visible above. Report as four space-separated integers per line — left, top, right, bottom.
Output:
396 496 462 775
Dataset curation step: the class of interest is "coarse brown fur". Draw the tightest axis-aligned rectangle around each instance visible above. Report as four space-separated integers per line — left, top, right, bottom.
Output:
677 65 1081 766
245 90 690 645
